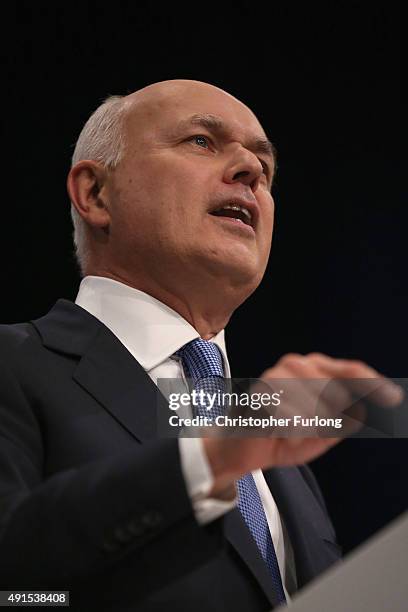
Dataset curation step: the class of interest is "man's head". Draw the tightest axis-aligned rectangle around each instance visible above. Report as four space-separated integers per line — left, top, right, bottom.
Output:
68 80 276 332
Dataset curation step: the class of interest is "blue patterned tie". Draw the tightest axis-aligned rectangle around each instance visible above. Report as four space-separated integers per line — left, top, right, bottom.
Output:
176 338 287 604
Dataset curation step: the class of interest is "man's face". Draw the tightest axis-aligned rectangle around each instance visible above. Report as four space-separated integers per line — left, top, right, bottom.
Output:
106 81 275 297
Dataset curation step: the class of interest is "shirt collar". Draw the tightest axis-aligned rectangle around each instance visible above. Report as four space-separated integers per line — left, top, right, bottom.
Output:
75 276 230 375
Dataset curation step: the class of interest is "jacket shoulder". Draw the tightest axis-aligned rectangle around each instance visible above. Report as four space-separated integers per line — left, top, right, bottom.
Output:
0 322 41 358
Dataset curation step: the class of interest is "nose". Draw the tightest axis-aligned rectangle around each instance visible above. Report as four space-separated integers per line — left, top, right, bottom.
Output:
223 147 263 192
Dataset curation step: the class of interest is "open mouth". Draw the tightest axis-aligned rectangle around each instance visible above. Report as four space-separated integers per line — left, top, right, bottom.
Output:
209 203 253 227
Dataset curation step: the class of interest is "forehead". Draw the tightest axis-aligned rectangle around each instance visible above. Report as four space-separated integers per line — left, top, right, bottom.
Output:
125 85 268 143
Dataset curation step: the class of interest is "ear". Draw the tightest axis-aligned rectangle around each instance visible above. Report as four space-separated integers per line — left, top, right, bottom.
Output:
67 161 111 229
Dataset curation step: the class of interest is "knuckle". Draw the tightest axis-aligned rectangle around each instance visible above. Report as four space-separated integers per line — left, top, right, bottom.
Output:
352 359 366 368
346 359 365 371
261 367 275 378
307 352 327 360
281 352 304 366
341 363 364 378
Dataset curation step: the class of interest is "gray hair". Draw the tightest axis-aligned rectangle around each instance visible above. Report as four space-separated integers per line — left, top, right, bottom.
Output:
70 94 129 275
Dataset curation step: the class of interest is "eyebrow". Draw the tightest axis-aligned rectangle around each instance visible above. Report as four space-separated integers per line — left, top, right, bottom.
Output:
174 113 277 170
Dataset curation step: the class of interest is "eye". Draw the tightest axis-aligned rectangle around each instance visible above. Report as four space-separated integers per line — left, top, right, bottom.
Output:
189 134 210 148
259 160 269 175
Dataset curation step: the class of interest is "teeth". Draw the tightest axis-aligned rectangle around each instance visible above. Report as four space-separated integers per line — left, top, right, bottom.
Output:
219 203 252 222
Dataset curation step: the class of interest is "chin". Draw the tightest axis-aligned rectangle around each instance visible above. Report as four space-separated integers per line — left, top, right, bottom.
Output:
215 260 263 291
194 247 264 285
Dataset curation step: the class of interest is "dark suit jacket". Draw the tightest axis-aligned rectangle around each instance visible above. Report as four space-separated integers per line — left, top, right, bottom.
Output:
0 299 341 611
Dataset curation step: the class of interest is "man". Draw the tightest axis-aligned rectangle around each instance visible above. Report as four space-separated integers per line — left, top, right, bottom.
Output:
0 80 402 611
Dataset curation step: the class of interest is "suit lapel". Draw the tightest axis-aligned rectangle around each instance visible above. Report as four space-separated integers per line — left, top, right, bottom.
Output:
263 467 339 587
31 299 172 443
224 509 283 608
73 328 172 442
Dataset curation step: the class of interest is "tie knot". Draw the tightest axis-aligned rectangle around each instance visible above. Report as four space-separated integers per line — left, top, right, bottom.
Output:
175 338 225 384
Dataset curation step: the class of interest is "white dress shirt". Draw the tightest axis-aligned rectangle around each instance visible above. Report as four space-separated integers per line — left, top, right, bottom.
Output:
75 275 296 596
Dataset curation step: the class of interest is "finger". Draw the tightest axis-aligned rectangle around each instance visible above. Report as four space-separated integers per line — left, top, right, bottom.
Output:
279 355 354 415
262 356 354 422
256 365 321 436
341 400 367 436
306 353 404 406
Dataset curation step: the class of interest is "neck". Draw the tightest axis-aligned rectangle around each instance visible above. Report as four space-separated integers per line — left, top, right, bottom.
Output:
87 267 247 338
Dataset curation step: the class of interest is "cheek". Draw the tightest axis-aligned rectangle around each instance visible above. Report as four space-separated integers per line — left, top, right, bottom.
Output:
111 159 206 237
268 207 275 235
260 196 275 233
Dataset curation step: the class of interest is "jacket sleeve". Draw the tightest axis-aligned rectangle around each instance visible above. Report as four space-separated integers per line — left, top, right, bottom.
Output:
0 356 223 595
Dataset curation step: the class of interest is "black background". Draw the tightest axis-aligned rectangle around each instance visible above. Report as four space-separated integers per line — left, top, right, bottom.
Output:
1 3 406 554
